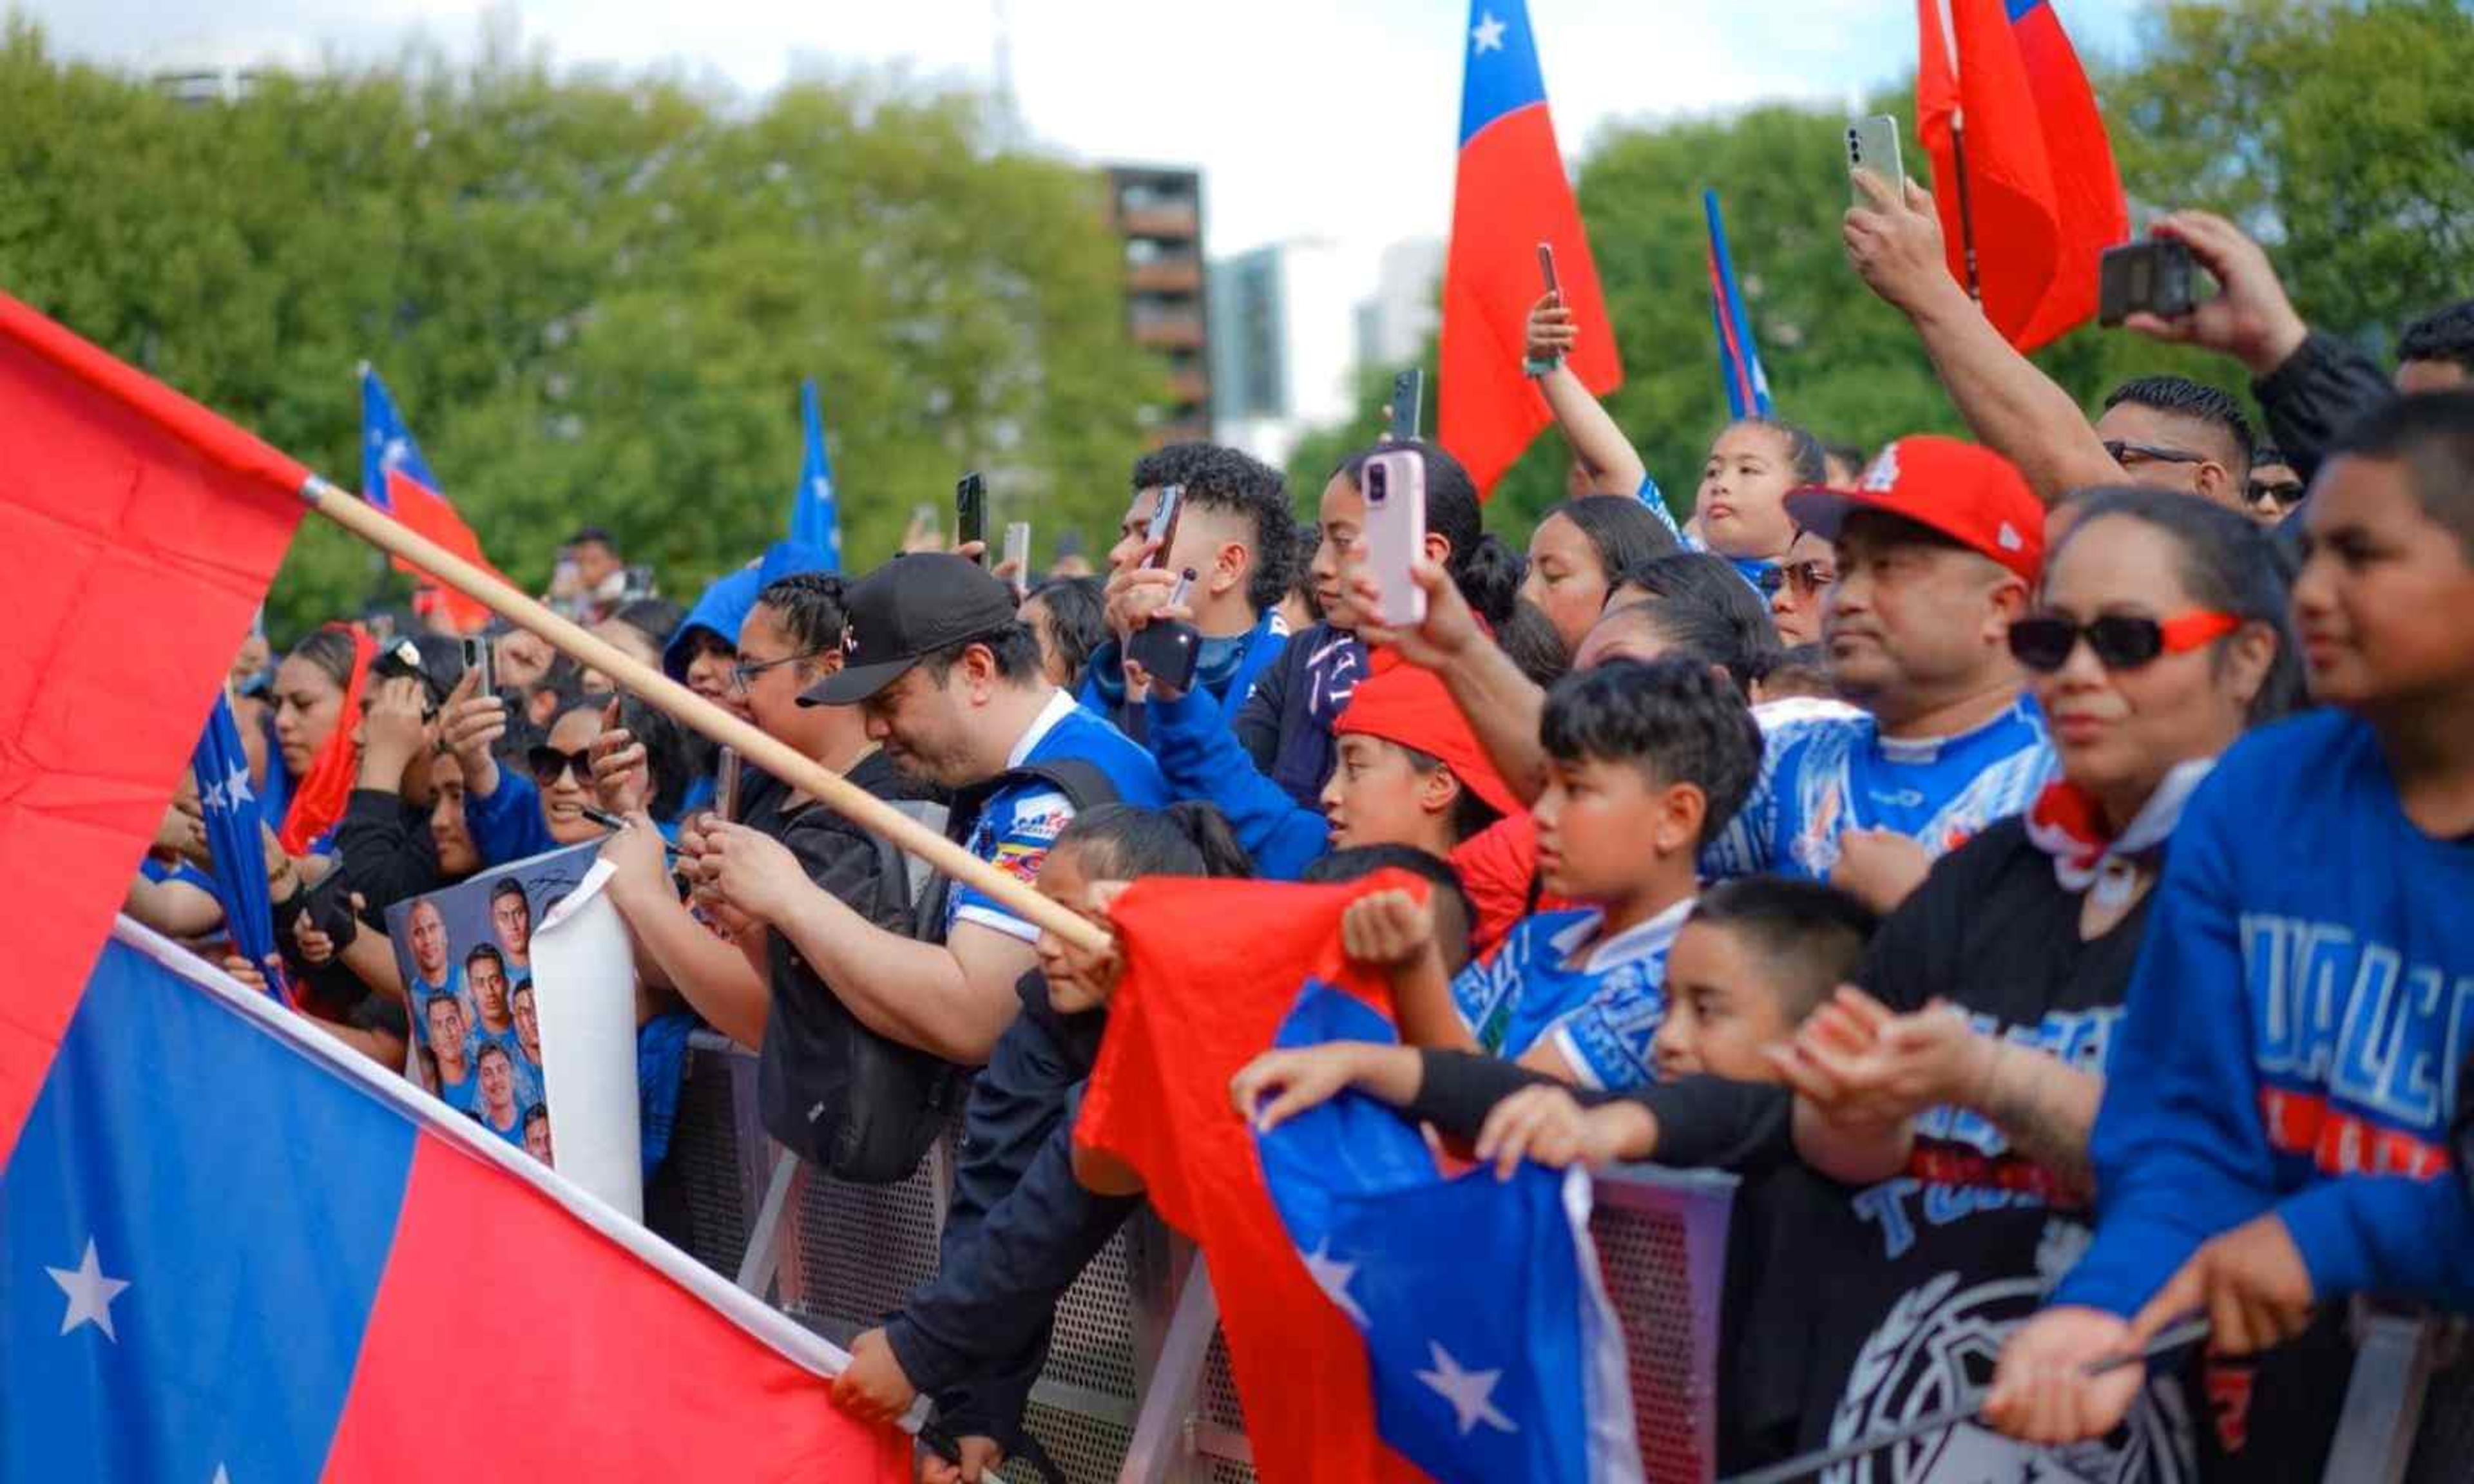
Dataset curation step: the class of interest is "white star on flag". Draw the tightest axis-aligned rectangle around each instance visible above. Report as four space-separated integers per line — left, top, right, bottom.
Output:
213 1468 232 1484
201 776 227 812
222 762 254 810
47 1238 131 1343
1300 1242 1369 1327
1415 1340 1515 1436
1471 11 1507 53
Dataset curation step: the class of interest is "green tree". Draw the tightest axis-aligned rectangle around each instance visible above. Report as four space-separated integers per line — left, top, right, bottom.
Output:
0 23 1163 640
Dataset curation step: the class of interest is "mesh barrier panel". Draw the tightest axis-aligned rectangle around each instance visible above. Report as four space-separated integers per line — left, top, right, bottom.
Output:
662 1044 754 1279
1591 1198 1718 1483
1024 1400 1136 1484
1041 1224 1142 1402
785 1123 954 1333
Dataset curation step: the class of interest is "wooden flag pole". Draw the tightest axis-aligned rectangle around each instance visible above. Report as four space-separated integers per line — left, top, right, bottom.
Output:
298 474 1111 954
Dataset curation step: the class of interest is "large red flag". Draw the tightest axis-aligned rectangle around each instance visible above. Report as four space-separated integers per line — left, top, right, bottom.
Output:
1917 0 2127 352
1439 0 1620 496
0 290 304 1163
385 467 503 633
1077 875 1427 1484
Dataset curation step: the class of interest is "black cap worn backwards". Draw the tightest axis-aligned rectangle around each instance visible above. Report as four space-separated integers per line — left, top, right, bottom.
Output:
800 552 1020 707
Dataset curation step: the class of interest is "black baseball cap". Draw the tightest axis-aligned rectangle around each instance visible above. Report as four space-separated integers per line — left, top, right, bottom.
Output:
800 553 1021 707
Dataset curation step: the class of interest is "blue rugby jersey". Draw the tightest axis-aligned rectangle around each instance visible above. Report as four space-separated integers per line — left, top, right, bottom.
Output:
2057 710 2474 1317
1448 900 1691 1091
1703 696 2055 883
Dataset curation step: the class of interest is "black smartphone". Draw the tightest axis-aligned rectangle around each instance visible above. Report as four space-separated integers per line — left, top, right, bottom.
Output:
955 472 987 562
1389 368 1423 443
2098 240 2197 327
1537 241 1560 298
715 745 742 825
460 634 494 697
1143 483 1185 570
1126 569 1203 693
301 867 361 947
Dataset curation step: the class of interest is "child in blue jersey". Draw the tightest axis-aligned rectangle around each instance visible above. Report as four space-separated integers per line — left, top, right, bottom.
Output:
1345 657 1763 1090
1704 436 2055 914
1988 392 2474 1447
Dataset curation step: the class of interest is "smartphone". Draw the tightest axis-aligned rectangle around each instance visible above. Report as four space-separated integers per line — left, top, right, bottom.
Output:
1359 450 1427 628
2098 239 2198 327
1537 241 1560 298
714 745 742 825
1846 114 1904 206
1002 522 1033 595
460 634 494 697
1388 368 1424 444
955 472 987 562
1143 483 1185 569
1126 569 1203 693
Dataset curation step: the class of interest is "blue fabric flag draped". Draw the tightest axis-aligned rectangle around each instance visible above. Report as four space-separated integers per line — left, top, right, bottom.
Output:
789 378 843 570
1703 190 1774 420
189 694 287 1002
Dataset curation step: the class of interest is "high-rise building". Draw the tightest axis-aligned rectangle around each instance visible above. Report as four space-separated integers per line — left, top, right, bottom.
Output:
1355 237 1446 371
1102 164 1213 446
1207 239 1357 469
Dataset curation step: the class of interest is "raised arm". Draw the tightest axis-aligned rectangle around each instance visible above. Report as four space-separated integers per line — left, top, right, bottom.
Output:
1526 292 1650 497
1844 170 2123 504
1350 560 1551 804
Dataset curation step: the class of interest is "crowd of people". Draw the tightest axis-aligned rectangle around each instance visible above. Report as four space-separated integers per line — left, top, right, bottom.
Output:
126 167 2474 1483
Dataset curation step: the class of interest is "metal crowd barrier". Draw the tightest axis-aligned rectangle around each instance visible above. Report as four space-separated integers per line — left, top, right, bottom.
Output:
651 1034 2470 1484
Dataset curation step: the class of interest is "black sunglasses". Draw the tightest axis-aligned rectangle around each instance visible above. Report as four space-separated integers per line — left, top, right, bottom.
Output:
2008 609 2239 674
2249 479 2308 508
526 745 594 788
2102 439 2207 468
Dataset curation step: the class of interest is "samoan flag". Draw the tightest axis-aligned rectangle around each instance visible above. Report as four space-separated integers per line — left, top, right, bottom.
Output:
360 365 499 632
188 694 286 1002
1254 981 1644 1484
1702 191 1774 421
788 378 843 570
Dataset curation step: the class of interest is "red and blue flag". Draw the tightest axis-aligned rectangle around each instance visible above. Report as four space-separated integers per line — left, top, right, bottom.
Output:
1702 191 1773 421
1079 875 1640 1483
187 692 289 1002
1439 0 1621 495
1917 0 2127 351
360 366 502 633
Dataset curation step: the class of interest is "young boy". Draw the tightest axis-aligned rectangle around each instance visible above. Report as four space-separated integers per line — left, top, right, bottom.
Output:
1988 391 2474 1450
1229 875 1877 1472
1348 657 1763 1089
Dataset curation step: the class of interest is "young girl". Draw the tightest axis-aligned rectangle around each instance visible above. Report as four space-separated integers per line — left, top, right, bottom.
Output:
1518 493 1680 656
831 803 1250 1484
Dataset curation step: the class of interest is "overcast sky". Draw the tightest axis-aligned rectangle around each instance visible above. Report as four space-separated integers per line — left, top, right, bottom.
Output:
20 0 2145 291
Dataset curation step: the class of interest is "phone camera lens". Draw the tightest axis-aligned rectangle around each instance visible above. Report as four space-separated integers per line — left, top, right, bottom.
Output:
1367 465 1387 501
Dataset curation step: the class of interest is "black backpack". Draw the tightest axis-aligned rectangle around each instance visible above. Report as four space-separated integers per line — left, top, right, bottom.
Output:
814 761 1117 1184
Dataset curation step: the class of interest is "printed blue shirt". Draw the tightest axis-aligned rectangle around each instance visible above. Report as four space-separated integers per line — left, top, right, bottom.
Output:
946 690 1171 943
1704 696 2055 882
1448 900 1691 1091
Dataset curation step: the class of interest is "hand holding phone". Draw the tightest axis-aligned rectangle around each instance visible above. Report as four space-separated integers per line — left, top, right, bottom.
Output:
714 746 742 825
1143 484 1185 569
1846 114 1904 207
2098 239 2198 328
461 634 495 697
1002 522 1033 596
1526 244 1568 376
1358 450 1428 628
1125 569 1203 696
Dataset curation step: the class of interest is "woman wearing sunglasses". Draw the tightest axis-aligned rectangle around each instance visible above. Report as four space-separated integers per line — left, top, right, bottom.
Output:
1764 487 2298 1482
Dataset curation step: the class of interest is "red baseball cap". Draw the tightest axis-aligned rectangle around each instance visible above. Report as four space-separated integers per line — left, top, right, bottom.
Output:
1783 436 2044 582
1332 666 1524 819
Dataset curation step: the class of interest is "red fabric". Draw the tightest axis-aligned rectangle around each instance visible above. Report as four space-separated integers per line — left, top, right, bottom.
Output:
383 467 501 635
1448 810 1538 957
1917 0 2127 352
0 292 302 1164
323 1134 911 1481
277 623 376 855
1440 104 1620 496
1077 876 1430 1484
2024 777 2108 876
1332 664 1524 818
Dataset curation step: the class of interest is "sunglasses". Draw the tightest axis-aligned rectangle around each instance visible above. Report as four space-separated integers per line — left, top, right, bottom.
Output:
526 745 595 788
1778 560 1835 599
2249 479 2308 509
2102 440 2208 469
2008 609 2240 674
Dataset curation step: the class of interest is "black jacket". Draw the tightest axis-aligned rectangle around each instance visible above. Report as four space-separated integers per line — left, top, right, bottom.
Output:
881 971 1137 1449
1229 620 1364 810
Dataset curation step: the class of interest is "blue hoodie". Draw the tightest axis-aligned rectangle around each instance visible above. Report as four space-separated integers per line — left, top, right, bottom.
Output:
659 540 834 681
2055 712 2474 1318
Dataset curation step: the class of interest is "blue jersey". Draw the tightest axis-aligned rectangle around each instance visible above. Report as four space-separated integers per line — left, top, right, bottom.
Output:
1448 900 1689 1091
2057 712 2474 1317
1704 696 2053 882
407 966 467 1052
946 691 1171 943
